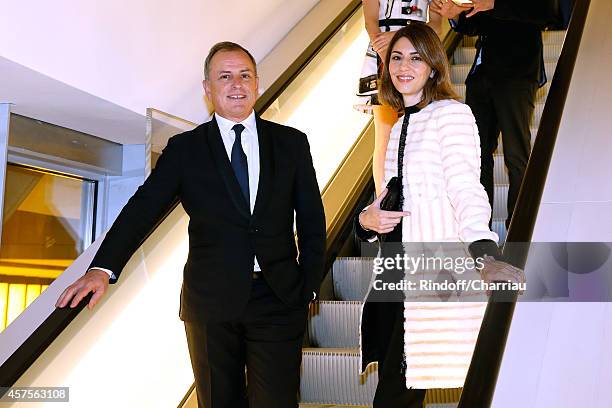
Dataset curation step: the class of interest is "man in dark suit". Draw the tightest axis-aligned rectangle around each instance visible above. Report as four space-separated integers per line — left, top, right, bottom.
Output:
56 42 326 407
432 0 548 229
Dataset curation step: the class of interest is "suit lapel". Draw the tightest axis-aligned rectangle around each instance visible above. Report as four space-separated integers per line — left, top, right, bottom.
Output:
252 116 274 222
206 117 251 219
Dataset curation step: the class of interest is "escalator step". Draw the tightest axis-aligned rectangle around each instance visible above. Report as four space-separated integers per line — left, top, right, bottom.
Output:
300 348 377 406
491 219 507 243
332 257 373 302
308 301 361 348
492 185 509 221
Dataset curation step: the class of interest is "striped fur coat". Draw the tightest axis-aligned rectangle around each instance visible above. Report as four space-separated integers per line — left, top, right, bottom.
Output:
360 99 499 390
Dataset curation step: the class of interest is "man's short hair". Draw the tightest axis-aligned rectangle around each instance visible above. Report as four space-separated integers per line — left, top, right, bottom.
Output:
204 42 257 80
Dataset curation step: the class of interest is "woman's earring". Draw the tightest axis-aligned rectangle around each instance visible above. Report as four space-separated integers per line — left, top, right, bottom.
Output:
430 71 436 79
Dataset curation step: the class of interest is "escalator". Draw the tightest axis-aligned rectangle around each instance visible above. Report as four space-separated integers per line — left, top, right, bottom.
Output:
0 0 589 406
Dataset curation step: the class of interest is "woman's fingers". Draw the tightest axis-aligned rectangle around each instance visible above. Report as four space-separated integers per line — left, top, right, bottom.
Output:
359 201 410 233
379 227 396 234
372 188 388 206
483 261 526 285
379 210 411 218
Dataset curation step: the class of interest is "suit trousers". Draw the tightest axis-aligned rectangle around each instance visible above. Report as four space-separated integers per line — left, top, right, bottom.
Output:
184 275 309 408
465 70 538 229
372 302 426 408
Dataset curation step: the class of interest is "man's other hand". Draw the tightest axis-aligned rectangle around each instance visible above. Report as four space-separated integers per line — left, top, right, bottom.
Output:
371 31 395 62
430 0 473 20
465 0 494 17
56 269 110 310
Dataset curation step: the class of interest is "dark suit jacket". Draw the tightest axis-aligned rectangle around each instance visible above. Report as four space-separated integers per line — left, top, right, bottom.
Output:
89 115 326 322
453 6 546 86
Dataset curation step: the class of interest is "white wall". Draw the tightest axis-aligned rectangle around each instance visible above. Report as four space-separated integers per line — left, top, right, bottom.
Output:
0 0 319 125
492 0 612 406
102 144 147 232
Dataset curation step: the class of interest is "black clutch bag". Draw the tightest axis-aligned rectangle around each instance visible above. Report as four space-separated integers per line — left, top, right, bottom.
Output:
379 176 401 211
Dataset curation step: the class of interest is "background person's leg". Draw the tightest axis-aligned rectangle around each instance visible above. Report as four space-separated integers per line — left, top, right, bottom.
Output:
493 80 538 228
465 72 499 224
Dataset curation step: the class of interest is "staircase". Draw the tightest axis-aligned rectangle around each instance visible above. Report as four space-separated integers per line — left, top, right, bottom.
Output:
298 30 566 408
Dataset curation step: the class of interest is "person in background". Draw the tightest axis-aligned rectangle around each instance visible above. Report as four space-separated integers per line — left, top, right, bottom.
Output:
56 42 326 408
355 23 524 407
431 0 547 230
356 0 447 195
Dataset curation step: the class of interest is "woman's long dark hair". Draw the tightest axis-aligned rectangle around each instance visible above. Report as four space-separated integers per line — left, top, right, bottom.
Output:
378 22 459 111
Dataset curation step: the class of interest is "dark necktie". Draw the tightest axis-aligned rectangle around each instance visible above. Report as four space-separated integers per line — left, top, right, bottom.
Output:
231 124 249 206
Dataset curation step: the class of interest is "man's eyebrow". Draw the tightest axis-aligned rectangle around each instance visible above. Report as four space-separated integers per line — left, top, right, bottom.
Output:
216 68 254 75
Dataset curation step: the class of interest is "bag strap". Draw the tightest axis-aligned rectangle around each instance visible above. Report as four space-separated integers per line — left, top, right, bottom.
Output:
396 106 421 210
397 113 410 210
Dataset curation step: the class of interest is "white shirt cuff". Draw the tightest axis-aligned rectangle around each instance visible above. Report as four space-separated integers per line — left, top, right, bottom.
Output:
89 267 116 280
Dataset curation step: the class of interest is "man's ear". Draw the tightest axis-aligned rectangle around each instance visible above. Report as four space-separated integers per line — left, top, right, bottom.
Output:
203 79 210 98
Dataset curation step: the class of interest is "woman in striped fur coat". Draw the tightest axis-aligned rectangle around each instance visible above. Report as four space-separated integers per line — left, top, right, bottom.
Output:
355 23 525 407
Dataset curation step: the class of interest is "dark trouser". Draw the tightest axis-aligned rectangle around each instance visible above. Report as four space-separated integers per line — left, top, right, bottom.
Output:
372 302 426 408
184 276 308 408
465 70 538 228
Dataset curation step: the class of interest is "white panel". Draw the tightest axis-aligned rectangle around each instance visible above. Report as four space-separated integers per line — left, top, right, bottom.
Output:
491 303 554 408
571 76 612 202
566 202 612 241
595 303 612 408
531 203 573 241
533 304 605 408
103 144 146 231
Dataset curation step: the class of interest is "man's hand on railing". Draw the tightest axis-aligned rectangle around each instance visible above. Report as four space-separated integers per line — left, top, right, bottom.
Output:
55 269 110 310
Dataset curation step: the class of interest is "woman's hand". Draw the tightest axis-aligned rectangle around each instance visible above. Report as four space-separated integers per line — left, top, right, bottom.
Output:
480 256 526 295
359 188 410 234
371 31 395 61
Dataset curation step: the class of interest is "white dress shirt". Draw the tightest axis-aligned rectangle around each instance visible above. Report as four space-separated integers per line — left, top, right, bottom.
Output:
214 111 261 271
92 110 262 280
